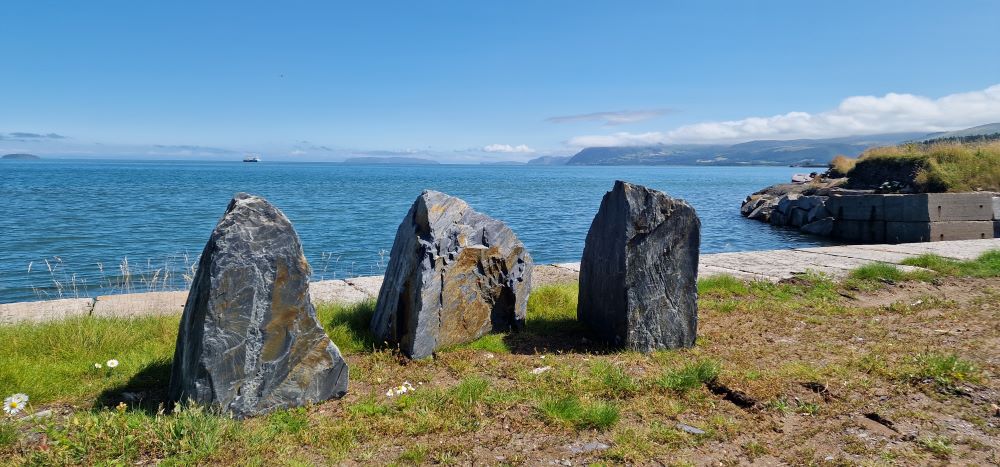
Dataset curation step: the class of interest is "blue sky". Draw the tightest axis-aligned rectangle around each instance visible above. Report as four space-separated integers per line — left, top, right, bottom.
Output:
2 1 1000 161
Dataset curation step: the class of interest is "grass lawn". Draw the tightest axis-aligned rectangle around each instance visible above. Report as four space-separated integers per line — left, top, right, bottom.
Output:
1 253 999 465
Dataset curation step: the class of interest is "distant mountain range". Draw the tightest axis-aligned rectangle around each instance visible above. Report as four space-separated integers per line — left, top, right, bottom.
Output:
561 123 1000 166
913 123 1000 144
477 155 575 166
2 153 40 160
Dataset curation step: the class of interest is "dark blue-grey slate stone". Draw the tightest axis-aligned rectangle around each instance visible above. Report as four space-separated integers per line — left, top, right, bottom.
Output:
168 193 348 418
578 181 700 351
370 190 533 359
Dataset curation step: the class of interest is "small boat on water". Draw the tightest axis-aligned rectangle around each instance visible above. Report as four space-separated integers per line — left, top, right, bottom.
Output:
243 154 261 163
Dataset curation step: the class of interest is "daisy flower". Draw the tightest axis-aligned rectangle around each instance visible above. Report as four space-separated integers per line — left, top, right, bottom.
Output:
385 381 415 397
94 363 103 369
106 359 119 368
4 393 28 416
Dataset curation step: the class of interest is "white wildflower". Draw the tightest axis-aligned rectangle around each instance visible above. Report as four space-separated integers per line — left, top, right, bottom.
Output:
94 363 103 369
385 381 416 397
106 359 120 368
4 393 28 416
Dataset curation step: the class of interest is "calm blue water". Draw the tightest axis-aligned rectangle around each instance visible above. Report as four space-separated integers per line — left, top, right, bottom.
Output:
0 160 834 303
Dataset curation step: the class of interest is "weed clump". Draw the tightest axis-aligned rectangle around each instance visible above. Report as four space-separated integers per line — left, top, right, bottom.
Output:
910 353 981 389
902 251 1000 278
656 360 721 393
538 396 620 431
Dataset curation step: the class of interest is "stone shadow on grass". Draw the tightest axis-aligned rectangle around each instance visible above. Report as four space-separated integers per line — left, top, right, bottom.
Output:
503 314 615 355
95 358 172 415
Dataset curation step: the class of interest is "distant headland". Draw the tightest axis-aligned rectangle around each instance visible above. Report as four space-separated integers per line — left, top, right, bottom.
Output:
2 153 41 160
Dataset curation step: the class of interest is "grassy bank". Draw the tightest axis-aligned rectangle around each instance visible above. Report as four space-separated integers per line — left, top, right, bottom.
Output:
839 141 1000 192
2 253 999 465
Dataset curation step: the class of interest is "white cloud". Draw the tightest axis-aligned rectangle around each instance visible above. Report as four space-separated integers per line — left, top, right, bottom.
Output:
547 109 673 126
567 83 1000 147
566 132 669 148
482 143 536 153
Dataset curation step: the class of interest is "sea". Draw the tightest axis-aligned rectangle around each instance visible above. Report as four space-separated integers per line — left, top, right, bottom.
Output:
0 159 835 303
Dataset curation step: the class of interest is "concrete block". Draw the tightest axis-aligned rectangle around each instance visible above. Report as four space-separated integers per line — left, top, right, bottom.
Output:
344 275 383 298
794 246 921 263
310 280 371 305
553 262 581 272
92 291 188 318
993 196 1000 220
887 221 995 244
832 220 886 243
698 264 778 282
0 297 94 324
884 193 994 222
532 265 579 286
825 195 886 221
851 238 1000 260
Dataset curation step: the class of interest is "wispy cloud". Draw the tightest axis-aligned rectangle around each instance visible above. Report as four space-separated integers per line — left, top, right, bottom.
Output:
482 143 535 153
0 132 66 141
567 84 1000 147
547 109 673 126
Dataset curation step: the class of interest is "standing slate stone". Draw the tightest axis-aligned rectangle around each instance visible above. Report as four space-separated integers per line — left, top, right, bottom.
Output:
578 181 700 352
169 193 348 418
371 190 532 359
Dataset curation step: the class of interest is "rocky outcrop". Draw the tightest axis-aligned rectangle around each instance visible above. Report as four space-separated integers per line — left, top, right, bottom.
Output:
169 193 348 418
578 181 700 352
371 191 532 359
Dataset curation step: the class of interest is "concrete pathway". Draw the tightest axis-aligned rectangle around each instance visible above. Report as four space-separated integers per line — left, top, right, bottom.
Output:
3 238 999 325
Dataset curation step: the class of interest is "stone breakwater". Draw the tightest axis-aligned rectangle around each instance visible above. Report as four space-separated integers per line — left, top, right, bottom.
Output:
5 238 1000 325
743 185 1000 243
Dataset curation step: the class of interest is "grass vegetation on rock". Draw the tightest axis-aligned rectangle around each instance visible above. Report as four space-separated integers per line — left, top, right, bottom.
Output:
837 141 1000 192
1 251 999 464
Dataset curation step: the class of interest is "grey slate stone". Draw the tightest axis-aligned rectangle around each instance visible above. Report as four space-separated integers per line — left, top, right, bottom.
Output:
801 217 835 236
370 190 533 359
168 193 348 418
577 181 700 352
747 200 775 221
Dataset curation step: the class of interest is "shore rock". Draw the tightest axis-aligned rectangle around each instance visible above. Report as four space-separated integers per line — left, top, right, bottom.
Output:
169 193 348 418
801 217 835 236
371 190 533 359
578 181 700 352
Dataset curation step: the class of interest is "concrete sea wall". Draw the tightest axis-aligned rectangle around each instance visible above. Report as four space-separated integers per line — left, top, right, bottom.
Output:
745 191 1000 243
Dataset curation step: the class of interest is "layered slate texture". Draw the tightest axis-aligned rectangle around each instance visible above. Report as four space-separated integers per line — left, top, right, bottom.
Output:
578 181 701 352
169 193 348 418
371 190 533 359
